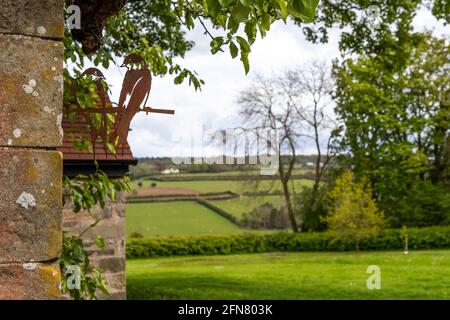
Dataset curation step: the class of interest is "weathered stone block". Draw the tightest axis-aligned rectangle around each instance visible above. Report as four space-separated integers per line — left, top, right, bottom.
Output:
96 257 126 273
104 272 126 290
0 0 64 39
0 261 61 299
0 148 62 263
80 216 125 240
62 191 127 299
0 34 63 147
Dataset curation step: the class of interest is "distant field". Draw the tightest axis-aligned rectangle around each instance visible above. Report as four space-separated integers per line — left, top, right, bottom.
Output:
210 195 284 219
126 202 243 237
127 250 450 299
130 179 313 194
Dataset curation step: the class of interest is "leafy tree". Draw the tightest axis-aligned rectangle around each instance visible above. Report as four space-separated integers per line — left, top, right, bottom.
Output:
333 33 449 227
325 171 385 251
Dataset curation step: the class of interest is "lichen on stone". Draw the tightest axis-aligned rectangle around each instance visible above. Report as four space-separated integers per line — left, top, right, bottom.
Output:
16 191 36 209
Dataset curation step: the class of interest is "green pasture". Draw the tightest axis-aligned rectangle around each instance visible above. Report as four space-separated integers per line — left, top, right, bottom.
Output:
126 201 243 237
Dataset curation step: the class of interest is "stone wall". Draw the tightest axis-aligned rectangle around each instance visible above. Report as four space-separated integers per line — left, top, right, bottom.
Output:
63 192 126 299
0 0 64 299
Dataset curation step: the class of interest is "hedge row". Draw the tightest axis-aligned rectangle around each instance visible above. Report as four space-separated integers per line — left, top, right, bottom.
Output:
199 191 239 197
127 197 198 203
196 199 239 224
126 226 450 259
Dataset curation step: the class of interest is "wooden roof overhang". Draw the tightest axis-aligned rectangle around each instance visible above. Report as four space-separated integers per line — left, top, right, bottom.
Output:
57 116 137 178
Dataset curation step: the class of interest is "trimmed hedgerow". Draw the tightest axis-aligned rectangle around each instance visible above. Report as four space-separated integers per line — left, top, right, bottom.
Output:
196 199 239 224
127 197 198 203
126 226 450 259
199 191 238 197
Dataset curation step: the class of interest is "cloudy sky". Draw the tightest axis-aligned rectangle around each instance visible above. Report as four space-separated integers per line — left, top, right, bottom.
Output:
94 7 448 159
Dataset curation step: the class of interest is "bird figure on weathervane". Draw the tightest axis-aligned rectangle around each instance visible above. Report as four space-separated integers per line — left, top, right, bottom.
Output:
114 53 152 147
68 53 174 154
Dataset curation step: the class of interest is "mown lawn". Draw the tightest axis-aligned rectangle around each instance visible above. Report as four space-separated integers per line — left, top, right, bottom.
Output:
127 250 450 300
126 201 243 237
210 195 284 219
131 179 313 194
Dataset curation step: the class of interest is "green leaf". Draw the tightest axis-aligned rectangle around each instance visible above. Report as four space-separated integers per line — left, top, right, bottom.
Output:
244 21 257 44
261 13 271 31
231 0 251 22
240 51 250 74
216 14 227 28
210 37 224 54
230 41 239 58
227 16 239 33
106 142 116 154
240 0 253 6
95 235 106 249
287 0 319 23
236 36 251 53
206 0 222 17
275 0 288 20
218 0 234 7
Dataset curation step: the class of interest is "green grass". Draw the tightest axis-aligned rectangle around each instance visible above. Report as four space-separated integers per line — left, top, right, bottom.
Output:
127 250 450 300
126 202 243 237
130 179 313 194
210 195 284 219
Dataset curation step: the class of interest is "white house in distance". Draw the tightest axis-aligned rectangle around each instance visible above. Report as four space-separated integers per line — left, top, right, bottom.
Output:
161 168 180 174
305 162 324 168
